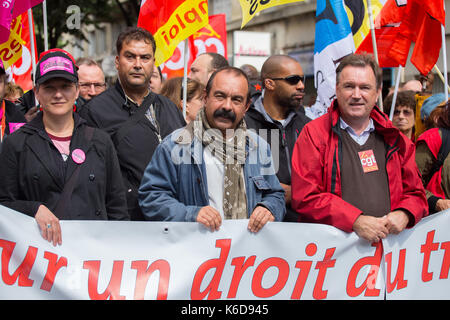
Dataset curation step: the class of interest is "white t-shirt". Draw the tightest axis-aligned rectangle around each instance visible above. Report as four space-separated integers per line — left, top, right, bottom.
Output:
203 146 225 219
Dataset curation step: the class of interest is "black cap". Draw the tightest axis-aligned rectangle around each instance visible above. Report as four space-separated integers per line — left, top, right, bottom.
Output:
35 49 78 85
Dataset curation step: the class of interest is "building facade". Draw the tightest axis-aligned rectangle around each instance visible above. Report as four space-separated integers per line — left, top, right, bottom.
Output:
65 0 450 103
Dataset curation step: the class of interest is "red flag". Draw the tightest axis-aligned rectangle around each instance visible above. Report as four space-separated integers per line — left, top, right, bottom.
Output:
188 14 227 66
9 11 37 91
355 0 407 67
160 14 227 79
137 0 208 66
12 0 44 18
389 0 444 75
0 0 43 44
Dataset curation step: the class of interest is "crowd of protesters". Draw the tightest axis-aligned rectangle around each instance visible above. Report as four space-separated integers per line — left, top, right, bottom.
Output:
0 26 448 246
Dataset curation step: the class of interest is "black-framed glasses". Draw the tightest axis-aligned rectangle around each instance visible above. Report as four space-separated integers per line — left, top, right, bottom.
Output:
270 75 305 85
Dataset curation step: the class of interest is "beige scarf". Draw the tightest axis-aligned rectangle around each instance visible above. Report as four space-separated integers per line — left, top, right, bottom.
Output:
193 109 248 219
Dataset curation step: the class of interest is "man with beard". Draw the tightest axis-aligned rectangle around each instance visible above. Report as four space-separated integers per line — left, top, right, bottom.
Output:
138 67 285 233
245 55 310 221
80 27 185 221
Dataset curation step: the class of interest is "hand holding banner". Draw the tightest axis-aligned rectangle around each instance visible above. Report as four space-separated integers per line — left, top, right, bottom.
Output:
1 204 450 299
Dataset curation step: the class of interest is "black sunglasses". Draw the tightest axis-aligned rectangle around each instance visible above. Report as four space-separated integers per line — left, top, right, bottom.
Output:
270 75 305 85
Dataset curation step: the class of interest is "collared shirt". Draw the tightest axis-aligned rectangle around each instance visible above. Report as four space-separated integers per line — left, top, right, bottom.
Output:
339 117 375 146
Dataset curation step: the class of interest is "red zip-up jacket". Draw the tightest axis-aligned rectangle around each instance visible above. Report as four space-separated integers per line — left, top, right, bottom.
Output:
291 100 428 233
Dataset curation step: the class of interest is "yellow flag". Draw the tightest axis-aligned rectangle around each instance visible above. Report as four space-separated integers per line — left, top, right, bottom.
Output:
239 0 305 28
138 0 209 66
414 94 431 139
344 0 383 49
0 15 25 70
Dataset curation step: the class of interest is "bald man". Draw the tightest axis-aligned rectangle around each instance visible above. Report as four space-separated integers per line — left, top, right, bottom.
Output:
401 79 422 93
189 52 229 86
244 55 310 222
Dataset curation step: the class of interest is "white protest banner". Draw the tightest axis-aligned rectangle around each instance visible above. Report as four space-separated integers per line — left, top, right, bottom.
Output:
383 209 450 299
0 205 386 300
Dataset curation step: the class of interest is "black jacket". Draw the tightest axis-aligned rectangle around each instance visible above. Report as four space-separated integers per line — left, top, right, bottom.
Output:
244 97 310 221
0 113 129 220
3 99 26 133
0 99 27 153
79 81 186 220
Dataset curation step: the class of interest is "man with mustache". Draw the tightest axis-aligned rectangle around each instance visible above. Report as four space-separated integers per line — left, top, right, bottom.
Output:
79 27 185 221
291 54 427 242
138 67 286 233
245 55 310 221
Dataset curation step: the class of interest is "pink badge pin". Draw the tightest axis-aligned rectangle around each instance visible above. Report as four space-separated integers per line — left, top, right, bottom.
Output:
72 149 86 164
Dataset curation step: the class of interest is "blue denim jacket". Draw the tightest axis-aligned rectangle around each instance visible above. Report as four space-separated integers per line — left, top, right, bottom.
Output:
138 126 286 222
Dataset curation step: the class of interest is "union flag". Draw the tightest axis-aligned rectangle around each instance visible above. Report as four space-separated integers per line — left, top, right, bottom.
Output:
354 0 445 76
137 0 209 66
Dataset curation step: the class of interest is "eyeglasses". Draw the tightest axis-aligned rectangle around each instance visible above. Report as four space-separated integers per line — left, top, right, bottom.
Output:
79 82 106 91
270 75 305 85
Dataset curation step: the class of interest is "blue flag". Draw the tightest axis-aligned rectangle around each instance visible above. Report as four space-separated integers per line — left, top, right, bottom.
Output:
307 0 355 119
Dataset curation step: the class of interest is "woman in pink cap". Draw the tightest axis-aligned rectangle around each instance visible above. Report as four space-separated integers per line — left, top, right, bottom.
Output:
0 49 129 246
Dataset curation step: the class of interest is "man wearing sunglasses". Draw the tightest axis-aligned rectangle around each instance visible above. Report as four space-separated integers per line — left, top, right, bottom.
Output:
245 55 310 222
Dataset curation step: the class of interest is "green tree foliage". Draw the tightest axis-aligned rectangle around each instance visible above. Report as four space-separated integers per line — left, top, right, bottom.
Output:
31 0 141 54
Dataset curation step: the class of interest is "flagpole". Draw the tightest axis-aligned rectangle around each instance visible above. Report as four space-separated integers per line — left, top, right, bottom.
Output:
389 65 403 121
441 22 448 101
28 9 36 85
366 0 383 111
366 0 378 62
182 39 189 120
43 0 48 51
433 65 450 93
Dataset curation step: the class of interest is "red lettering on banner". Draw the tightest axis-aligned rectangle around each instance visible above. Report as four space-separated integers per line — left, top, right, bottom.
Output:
10 39 21 53
83 260 126 300
184 8 203 24
291 243 317 299
131 260 170 300
251 257 290 298
40 251 68 292
0 48 14 62
439 241 450 279
169 25 180 40
385 249 408 293
0 239 36 287
346 242 383 297
228 256 256 298
197 0 207 15
158 0 208 48
191 239 231 300
175 14 186 29
420 230 439 282
313 247 336 299
162 31 170 47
